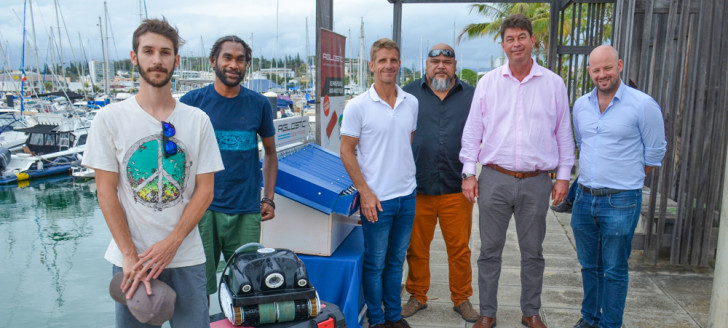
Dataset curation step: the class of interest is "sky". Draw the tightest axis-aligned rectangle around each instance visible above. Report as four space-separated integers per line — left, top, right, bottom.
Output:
0 0 505 74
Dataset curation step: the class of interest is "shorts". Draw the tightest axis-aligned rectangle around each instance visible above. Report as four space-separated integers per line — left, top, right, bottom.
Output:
198 210 261 295
112 264 208 327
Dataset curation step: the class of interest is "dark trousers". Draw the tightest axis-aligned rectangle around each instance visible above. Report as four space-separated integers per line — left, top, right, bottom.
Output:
476 166 552 317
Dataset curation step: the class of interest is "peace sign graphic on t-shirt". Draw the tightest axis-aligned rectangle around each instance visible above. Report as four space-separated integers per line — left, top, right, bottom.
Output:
124 135 189 211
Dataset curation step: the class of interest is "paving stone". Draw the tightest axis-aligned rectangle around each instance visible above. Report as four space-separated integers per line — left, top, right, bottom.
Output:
650 273 713 315
622 311 700 328
386 196 711 328
624 290 685 314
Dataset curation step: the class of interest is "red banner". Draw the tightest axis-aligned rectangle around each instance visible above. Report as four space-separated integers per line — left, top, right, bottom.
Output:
319 29 346 152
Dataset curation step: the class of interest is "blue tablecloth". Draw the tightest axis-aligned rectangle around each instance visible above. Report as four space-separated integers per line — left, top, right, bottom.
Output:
299 226 364 328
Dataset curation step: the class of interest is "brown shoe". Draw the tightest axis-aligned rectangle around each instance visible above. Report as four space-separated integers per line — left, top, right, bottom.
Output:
453 300 479 322
472 316 497 328
521 315 546 328
387 318 411 328
400 297 427 318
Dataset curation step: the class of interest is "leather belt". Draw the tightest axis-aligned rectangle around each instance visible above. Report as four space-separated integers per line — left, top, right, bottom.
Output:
486 164 542 179
578 184 626 196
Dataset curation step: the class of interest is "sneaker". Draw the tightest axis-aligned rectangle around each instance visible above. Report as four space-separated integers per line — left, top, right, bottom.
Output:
453 300 479 322
388 318 411 328
550 200 572 213
369 323 388 328
573 318 597 328
401 297 427 318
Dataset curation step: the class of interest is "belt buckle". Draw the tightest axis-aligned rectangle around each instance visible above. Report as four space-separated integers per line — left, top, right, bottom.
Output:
514 172 525 179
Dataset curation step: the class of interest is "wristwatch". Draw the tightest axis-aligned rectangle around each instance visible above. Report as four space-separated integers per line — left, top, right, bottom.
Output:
462 173 475 180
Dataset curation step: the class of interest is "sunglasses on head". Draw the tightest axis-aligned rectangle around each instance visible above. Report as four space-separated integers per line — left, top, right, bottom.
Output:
428 49 455 58
161 121 178 158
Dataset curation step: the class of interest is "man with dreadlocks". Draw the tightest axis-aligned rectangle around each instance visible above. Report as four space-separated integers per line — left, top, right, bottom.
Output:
180 35 278 298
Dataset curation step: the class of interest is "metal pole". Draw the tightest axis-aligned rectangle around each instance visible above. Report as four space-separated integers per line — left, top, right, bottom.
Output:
709 142 728 326
315 0 333 146
392 0 402 47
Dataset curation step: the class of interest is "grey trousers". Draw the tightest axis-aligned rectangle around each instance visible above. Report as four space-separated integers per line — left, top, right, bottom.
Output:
476 166 552 317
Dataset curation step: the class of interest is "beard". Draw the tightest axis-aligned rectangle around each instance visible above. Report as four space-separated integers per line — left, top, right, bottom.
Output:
595 77 620 95
430 76 452 92
214 64 245 87
138 65 174 88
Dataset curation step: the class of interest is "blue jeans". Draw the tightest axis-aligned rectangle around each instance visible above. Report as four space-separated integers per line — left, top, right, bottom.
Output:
361 191 416 325
570 187 642 328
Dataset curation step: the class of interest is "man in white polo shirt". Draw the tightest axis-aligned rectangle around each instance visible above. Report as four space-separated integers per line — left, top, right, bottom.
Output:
340 38 418 328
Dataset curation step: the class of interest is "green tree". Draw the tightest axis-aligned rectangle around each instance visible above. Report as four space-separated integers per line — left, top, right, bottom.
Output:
458 3 551 60
458 3 612 65
459 68 478 86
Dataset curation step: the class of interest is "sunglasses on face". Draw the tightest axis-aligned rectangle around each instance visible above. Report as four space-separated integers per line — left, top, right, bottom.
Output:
428 49 455 58
161 121 178 158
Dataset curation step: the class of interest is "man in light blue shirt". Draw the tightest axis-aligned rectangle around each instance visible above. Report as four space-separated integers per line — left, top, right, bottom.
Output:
570 45 666 328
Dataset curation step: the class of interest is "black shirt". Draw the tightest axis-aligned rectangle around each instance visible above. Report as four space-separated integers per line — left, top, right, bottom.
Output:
403 77 475 195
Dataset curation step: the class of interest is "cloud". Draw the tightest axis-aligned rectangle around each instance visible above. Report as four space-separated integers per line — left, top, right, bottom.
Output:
0 0 502 74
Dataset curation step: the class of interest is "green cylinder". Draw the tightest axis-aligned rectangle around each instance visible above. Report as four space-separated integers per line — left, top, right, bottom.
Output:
277 301 296 322
258 302 277 324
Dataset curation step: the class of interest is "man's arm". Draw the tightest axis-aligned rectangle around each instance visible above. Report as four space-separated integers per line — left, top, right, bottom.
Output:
95 169 147 298
340 135 382 222
459 82 485 203
135 172 215 281
261 136 278 221
551 82 575 205
640 98 667 174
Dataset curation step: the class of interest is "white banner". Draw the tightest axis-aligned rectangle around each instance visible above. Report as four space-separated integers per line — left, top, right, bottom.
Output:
273 116 309 147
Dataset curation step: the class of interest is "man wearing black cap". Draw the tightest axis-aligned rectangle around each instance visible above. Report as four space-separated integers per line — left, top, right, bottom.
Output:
83 18 223 327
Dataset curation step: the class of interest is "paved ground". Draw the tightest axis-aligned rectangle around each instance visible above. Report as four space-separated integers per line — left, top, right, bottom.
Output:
364 205 714 328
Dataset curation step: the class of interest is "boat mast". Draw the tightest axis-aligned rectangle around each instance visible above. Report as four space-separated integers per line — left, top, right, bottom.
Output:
103 1 111 96
358 17 366 91
54 0 67 89
27 0 41 93
20 0 27 119
275 0 279 91
305 17 310 92
98 16 108 97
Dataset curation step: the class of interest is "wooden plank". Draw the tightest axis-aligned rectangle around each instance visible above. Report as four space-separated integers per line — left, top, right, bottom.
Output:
660 0 688 265
699 0 727 266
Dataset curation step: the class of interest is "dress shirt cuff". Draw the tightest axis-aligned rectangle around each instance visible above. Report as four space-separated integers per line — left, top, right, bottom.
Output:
462 162 477 176
644 147 666 167
556 166 572 181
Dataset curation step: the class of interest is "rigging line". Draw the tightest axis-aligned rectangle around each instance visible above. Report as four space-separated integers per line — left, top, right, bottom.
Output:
104 5 120 64
27 0 42 80
0 36 22 95
56 0 83 87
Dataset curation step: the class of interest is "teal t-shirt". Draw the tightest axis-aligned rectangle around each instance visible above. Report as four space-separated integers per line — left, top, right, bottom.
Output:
181 84 275 214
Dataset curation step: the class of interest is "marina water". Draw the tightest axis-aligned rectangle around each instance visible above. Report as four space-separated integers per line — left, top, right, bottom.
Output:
0 176 115 327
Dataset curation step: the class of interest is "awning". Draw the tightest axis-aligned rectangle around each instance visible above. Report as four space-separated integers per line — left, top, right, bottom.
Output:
15 124 58 133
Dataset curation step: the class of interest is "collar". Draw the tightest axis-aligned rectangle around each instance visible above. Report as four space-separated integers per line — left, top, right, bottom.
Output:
502 58 543 82
587 79 626 103
367 83 407 104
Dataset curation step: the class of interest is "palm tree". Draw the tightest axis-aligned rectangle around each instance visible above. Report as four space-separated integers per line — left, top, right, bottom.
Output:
458 3 552 60
458 3 613 64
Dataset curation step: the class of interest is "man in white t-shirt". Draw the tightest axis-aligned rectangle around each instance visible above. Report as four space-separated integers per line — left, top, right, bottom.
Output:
340 38 418 328
82 18 223 327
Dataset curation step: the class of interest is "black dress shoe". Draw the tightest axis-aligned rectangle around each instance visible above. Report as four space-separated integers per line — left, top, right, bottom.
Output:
573 318 597 328
550 200 572 213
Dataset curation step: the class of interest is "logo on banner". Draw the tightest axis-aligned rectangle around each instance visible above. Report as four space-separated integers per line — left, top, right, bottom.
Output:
322 95 337 138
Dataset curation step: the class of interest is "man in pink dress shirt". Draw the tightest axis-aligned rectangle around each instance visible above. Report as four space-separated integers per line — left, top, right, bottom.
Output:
459 14 575 328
